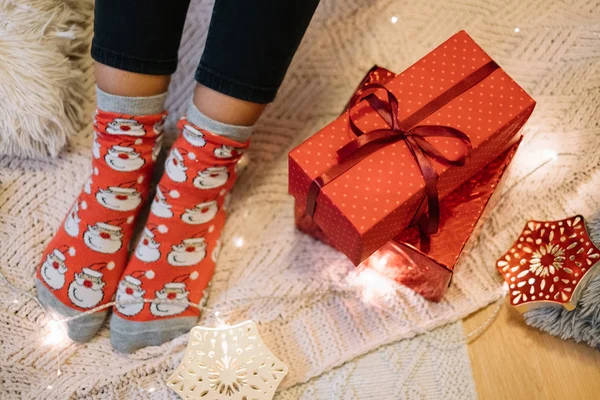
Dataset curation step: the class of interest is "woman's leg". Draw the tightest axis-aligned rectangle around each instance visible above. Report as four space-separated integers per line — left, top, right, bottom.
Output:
36 0 191 343
111 0 320 353
196 0 321 106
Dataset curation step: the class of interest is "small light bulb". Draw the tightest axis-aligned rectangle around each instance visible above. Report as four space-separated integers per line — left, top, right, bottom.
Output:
355 269 395 304
47 385 53 390
43 320 67 346
542 149 558 160
233 237 244 248
374 254 389 269
148 387 156 393
214 311 228 328
390 16 398 24
514 27 520 33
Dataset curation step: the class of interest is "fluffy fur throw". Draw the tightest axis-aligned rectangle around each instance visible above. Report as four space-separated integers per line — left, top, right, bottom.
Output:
524 213 600 348
0 0 93 158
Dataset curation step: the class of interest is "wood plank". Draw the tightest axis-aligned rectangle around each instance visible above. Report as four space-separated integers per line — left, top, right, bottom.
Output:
464 299 600 400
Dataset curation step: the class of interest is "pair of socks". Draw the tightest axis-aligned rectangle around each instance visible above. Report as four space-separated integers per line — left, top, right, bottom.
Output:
36 89 251 353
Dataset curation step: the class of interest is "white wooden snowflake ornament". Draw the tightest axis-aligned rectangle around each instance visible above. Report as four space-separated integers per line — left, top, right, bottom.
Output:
167 320 288 400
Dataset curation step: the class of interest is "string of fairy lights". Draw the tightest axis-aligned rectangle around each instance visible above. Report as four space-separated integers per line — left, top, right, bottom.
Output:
0 263 507 373
0 133 570 393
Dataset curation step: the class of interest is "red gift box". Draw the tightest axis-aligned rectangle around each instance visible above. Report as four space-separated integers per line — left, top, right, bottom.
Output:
289 31 535 267
294 66 521 301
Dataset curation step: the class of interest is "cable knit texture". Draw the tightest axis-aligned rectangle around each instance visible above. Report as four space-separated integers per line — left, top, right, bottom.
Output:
0 0 599 398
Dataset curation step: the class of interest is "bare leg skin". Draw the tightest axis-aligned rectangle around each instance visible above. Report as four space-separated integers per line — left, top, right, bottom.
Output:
193 84 266 126
95 63 171 97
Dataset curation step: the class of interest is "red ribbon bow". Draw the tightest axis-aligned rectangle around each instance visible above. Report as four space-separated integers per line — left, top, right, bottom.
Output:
306 61 500 235
307 85 477 235
348 84 473 234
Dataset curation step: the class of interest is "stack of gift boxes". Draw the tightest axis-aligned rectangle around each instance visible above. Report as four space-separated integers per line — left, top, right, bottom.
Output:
289 31 536 301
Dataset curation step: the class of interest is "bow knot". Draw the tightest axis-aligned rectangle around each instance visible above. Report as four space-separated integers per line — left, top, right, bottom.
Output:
340 83 473 234
306 82 473 235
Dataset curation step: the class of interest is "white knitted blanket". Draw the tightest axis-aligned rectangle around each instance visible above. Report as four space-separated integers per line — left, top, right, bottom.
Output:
1 0 598 398
275 321 476 400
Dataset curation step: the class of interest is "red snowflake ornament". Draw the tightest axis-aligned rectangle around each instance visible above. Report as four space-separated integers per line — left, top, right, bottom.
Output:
497 216 600 311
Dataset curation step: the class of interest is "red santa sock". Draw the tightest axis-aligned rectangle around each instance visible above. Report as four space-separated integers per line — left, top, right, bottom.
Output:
36 89 166 342
110 113 249 353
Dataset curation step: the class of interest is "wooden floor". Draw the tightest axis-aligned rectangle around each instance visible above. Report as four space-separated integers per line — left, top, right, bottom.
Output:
463 299 600 400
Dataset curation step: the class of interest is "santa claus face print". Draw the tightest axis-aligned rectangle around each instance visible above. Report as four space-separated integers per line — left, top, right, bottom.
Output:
150 186 173 218
165 148 188 183
106 118 145 136
167 237 207 267
105 146 145 172
84 223 123 254
181 200 218 225
150 283 189 317
213 145 241 159
135 228 161 263
92 132 101 159
40 250 68 290
182 124 206 147
193 166 229 190
64 202 81 238
96 186 142 212
115 276 145 316
68 268 105 309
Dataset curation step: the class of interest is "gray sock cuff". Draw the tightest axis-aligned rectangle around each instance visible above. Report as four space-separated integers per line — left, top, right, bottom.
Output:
186 102 254 143
96 87 167 115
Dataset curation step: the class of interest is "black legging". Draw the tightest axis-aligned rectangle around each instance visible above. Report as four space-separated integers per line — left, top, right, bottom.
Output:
91 0 320 104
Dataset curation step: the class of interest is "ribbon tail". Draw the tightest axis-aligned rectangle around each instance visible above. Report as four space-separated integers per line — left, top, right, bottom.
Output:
406 137 441 235
306 178 324 217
